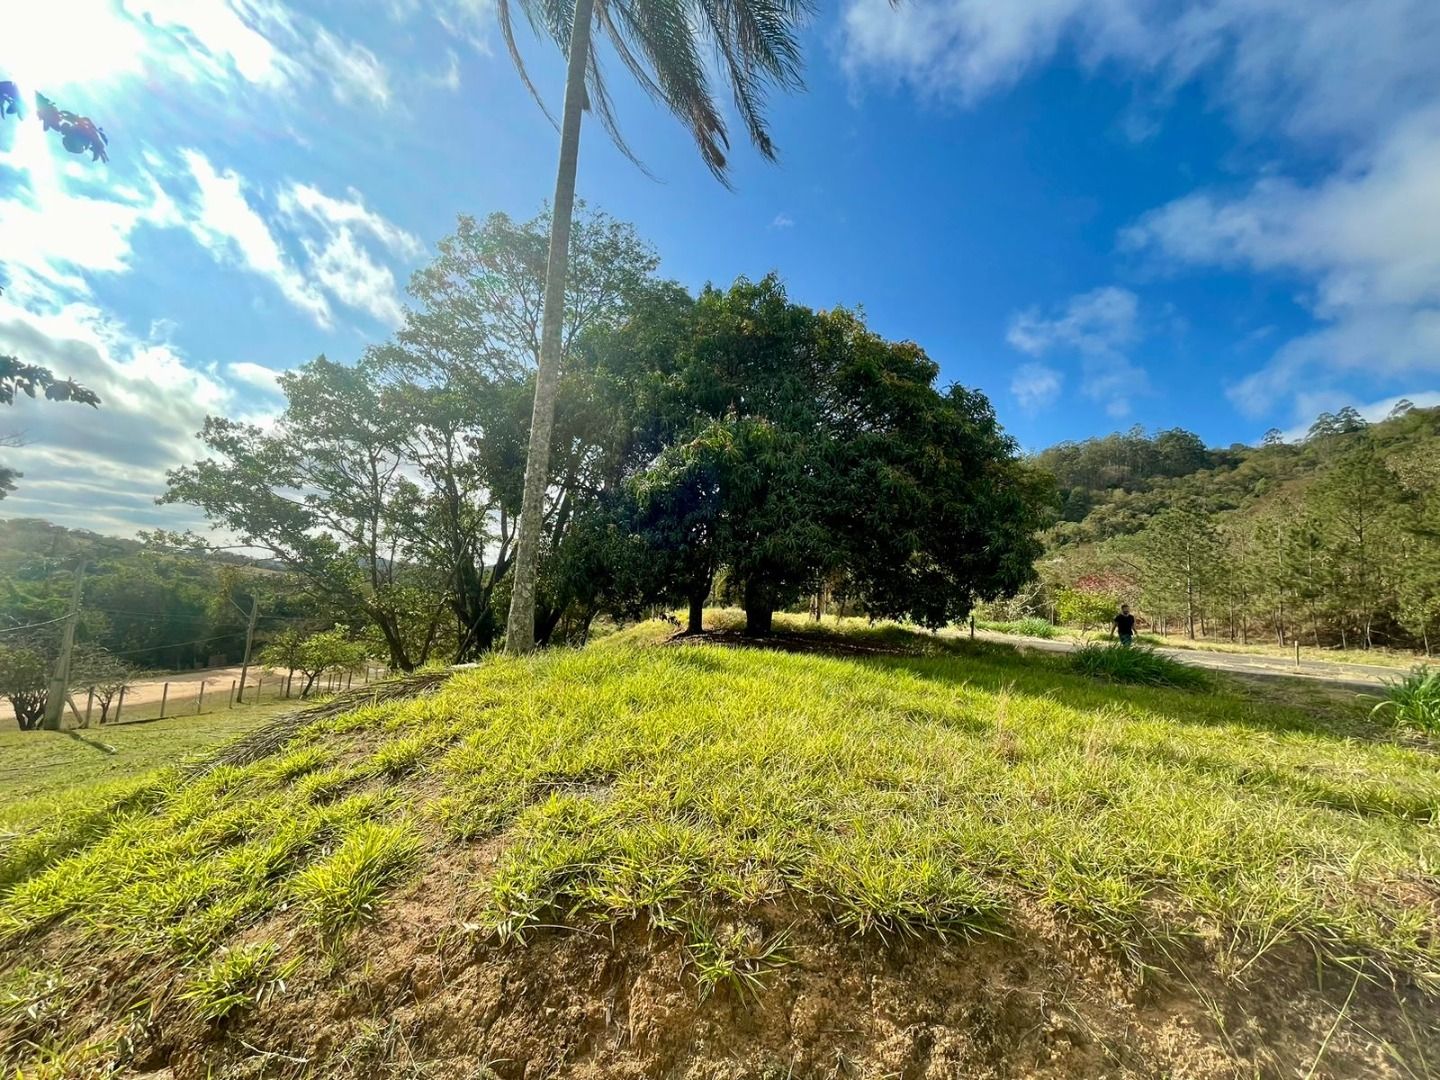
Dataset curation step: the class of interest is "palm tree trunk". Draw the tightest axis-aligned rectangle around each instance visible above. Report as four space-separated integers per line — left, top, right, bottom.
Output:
503 0 596 654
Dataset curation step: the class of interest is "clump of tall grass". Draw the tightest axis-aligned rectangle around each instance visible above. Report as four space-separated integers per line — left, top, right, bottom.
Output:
1069 642 1208 689
1369 666 1440 734
978 616 1057 639
291 821 422 938
180 941 299 1022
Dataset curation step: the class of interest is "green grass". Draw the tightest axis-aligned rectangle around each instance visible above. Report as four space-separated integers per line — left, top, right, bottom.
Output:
1069 641 1211 689
291 821 424 938
1369 666 1440 734
0 698 301 827
0 613 1437 1072
179 941 300 1022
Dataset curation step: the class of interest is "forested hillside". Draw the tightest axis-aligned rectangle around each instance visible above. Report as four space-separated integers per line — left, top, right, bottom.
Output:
0 519 312 672
1030 403 1440 652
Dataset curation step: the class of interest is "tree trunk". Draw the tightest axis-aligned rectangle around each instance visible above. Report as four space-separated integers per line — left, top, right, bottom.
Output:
687 593 705 635
503 0 596 655
744 580 774 637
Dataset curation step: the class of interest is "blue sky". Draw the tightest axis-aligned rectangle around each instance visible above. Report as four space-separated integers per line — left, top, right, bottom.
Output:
2 0 1438 535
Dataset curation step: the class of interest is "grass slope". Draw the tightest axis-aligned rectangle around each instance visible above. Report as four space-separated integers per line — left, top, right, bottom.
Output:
1 615 1437 1078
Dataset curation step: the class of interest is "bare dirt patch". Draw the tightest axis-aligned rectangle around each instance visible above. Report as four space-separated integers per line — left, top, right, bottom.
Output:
151 858 1434 1080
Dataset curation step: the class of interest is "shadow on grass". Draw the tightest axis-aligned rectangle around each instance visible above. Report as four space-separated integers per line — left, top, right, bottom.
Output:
62 730 118 756
682 622 1409 747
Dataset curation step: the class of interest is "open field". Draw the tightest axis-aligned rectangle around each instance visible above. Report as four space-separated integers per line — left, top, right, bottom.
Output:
1 613 1436 1078
0 699 303 823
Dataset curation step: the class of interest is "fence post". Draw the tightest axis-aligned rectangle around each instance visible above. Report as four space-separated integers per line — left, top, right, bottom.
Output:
159 682 169 720
114 685 125 724
196 680 206 714
255 675 263 704
85 687 94 726
228 679 236 707
346 671 352 691
1295 641 1301 669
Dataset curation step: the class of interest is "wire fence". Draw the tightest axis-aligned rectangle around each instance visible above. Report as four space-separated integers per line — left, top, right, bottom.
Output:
65 664 391 727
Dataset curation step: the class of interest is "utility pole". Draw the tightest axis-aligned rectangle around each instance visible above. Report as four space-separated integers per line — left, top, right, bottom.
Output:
235 595 259 703
42 562 85 731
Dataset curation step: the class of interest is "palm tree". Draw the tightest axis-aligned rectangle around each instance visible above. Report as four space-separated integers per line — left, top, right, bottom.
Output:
500 0 814 653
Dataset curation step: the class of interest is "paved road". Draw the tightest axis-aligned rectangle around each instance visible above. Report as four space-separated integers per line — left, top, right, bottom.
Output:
974 631 1403 692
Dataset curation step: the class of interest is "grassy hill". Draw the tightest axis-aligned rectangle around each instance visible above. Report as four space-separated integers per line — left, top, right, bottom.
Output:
2 615 1436 1078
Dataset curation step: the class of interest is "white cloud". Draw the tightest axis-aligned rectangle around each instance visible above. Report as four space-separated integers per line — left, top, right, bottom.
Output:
1124 106 1440 416
1007 286 1138 357
1276 391 1440 443
1006 287 1150 416
840 0 1440 145
180 150 333 327
0 299 233 534
278 183 422 326
842 0 1440 424
278 184 423 259
770 213 795 229
226 361 284 394
430 50 464 93
1010 362 1062 412
123 0 302 90
0 168 181 306
313 29 391 108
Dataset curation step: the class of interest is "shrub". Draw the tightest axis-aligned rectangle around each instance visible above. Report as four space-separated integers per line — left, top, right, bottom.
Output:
1056 588 1120 630
1069 643 1208 690
1013 617 1057 639
1369 666 1440 734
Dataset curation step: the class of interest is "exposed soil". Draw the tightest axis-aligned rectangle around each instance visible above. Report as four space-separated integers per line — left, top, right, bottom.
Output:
31 839 1430 1080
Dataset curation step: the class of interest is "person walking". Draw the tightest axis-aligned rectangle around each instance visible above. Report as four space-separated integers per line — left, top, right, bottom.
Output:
1112 604 1136 646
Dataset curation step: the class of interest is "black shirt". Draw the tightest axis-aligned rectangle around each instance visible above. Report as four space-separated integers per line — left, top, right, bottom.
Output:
1114 613 1136 635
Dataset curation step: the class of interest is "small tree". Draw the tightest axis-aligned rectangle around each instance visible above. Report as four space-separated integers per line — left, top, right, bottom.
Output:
71 646 132 726
1056 588 1119 631
259 628 306 697
0 642 49 730
286 628 368 698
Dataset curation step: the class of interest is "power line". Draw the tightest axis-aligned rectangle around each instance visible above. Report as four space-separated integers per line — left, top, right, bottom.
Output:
106 633 243 658
0 615 69 635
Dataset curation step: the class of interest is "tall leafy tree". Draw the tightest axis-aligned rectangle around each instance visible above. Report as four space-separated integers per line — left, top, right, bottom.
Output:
498 0 815 653
164 358 449 672
371 207 663 653
609 277 1051 635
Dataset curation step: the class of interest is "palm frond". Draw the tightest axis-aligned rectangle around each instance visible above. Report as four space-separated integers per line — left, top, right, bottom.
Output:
505 0 815 182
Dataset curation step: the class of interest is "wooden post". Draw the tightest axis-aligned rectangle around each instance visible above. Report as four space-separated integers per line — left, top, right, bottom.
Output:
255 675 263 704
84 687 94 727
228 679 236 707
159 682 169 720
346 671 352 691
196 680 206 714
236 596 259 703
1295 641 1301 669
42 562 85 730
114 685 125 724
970 615 975 640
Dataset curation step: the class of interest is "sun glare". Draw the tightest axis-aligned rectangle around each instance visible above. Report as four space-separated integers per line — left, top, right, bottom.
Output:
4 1 146 98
